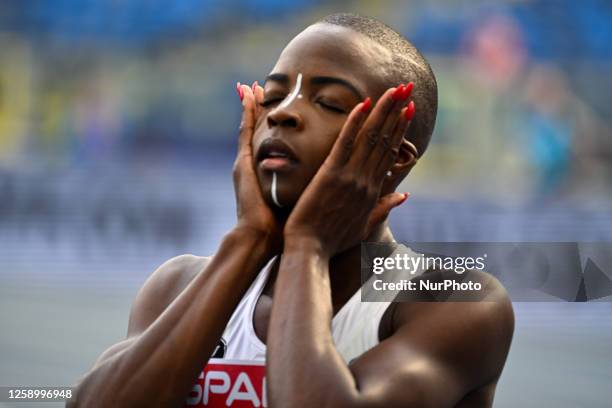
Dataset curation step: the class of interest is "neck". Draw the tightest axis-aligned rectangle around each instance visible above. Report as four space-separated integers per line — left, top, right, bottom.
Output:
265 219 395 315
327 221 395 313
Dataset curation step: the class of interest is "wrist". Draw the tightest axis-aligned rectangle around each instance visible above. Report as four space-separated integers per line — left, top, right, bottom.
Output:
231 224 275 240
227 226 279 256
283 234 329 261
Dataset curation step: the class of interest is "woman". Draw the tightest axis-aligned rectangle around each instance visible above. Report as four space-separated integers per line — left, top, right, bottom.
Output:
69 13 513 407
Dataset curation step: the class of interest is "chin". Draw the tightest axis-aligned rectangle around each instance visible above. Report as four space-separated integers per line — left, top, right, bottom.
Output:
258 178 302 210
267 192 298 212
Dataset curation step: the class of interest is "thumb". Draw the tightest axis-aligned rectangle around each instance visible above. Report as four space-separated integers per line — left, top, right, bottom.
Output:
365 192 410 235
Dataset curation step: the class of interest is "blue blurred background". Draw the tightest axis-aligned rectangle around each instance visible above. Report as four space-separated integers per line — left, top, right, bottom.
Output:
1 1 611 406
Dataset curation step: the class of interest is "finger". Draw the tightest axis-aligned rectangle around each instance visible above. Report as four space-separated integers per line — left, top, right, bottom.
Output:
324 97 372 168
252 81 264 109
364 192 409 236
251 81 265 127
349 86 402 168
370 83 413 174
237 82 257 153
375 100 416 178
253 82 264 104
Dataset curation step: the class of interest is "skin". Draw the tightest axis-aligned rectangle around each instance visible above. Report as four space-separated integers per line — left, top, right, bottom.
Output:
68 23 514 408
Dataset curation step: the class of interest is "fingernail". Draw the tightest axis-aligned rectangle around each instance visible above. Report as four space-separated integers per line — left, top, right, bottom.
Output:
397 193 408 206
405 101 415 120
360 97 372 113
252 81 258 92
392 84 405 101
403 82 414 99
236 82 244 101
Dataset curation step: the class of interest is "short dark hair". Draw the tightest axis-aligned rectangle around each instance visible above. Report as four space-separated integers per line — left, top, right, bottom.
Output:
318 13 438 156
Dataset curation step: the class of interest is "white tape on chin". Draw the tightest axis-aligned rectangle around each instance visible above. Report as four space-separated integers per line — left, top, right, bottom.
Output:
271 172 283 208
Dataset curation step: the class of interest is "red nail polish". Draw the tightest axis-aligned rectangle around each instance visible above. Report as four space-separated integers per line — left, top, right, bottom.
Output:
398 192 409 205
360 97 372 113
403 82 414 99
405 101 415 120
399 84 410 101
236 82 244 101
392 85 405 101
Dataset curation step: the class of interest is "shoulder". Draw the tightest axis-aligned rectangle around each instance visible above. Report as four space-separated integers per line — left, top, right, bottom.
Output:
143 254 209 297
391 269 514 386
127 254 212 337
91 254 212 369
349 270 513 406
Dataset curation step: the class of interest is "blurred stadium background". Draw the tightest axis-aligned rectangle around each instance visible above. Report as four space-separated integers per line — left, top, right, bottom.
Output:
1 0 611 406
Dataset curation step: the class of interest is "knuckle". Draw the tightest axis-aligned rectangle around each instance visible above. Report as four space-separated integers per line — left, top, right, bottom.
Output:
232 155 247 176
381 134 391 150
342 136 354 152
321 169 337 183
232 167 240 182
355 178 369 195
366 130 378 146
366 184 378 199
238 120 254 134
338 172 353 187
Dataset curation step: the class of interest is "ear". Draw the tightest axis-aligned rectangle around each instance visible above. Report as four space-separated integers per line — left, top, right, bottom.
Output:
388 139 418 180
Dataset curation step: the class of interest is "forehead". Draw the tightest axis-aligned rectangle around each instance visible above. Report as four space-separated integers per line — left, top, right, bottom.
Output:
270 23 393 97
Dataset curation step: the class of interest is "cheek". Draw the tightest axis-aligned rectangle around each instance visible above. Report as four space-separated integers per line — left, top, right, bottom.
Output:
304 126 343 168
252 127 265 153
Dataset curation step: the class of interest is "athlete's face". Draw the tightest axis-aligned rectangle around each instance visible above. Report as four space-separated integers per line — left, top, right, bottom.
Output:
252 23 393 210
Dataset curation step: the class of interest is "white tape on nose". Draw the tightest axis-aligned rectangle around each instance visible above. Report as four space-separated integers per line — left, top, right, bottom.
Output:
278 73 303 109
271 172 283 208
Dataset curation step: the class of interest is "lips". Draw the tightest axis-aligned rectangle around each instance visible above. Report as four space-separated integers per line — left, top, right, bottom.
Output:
256 138 299 171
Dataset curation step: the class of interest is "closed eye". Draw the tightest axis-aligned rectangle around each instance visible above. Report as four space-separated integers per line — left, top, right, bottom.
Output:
260 97 347 114
317 100 347 114
260 98 283 108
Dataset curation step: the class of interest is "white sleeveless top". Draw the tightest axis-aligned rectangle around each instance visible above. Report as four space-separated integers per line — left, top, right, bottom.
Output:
184 245 425 407
220 245 424 363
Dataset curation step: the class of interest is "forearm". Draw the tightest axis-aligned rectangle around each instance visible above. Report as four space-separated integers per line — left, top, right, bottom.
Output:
267 237 360 408
74 228 274 407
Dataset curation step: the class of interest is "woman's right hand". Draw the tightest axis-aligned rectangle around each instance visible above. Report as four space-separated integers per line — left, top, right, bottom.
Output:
232 82 282 253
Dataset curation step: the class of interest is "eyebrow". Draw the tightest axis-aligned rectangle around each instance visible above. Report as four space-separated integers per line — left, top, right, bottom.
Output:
264 73 364 100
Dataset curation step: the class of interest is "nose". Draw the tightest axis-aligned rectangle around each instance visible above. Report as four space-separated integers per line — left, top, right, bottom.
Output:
266 104 303 130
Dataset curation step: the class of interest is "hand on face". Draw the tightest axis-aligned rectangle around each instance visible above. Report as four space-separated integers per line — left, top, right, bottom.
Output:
284 84 417 258
232 81 283 252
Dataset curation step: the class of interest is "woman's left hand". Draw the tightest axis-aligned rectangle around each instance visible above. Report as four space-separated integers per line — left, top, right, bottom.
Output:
284 85 415 258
